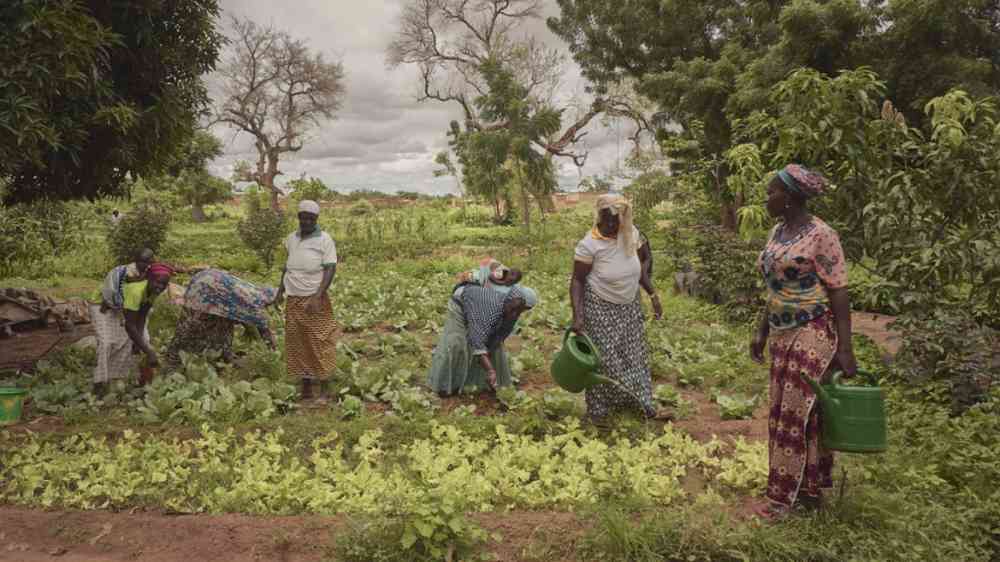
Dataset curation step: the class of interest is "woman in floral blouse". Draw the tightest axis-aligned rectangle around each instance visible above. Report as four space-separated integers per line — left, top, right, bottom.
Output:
750 164 858 520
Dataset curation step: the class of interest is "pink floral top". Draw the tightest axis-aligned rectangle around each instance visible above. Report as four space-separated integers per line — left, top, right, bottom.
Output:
758 217 847 332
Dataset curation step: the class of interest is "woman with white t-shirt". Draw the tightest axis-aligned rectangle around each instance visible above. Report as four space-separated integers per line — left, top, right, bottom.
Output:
570 194 666 424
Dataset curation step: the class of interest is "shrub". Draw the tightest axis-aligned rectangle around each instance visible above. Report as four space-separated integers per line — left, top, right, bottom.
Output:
237 206 287 270
892 309 999 414
106 200 172 264
349 199 376 216
678 224 765 321
286 176 330 204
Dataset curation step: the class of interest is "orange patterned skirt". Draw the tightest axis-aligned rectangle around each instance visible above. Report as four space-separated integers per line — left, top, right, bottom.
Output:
766 313 837 506
284 295 338 380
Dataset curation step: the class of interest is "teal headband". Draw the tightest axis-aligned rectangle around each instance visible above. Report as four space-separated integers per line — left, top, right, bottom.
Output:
777 170 802 197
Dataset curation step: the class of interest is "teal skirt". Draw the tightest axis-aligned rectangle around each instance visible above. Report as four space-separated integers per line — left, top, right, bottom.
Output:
426 299 513 395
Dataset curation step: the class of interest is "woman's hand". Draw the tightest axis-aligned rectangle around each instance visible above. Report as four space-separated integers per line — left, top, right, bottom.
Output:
486 368 498 389
145 350 160 368
270 288 284 309
570 318 586 335
650 293 663 320
305 293 324 314
750 334 767 364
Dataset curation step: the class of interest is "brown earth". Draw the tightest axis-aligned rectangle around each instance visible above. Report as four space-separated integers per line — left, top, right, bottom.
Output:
0 507 586 562
850 312 901 357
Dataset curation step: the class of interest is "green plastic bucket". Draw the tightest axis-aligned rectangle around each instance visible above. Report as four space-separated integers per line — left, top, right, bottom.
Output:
0 387 29 426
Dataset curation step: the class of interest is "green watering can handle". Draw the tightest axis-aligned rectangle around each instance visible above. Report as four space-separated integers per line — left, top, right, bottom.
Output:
831 369 879 387
563 327 602 365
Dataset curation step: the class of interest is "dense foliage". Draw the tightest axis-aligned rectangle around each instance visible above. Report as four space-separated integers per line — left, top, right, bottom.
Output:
0 0 224 204
549 0 1000 228
106 200 172 264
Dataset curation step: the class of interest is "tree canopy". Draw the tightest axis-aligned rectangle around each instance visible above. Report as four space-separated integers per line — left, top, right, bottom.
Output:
0 0 224 205
549 0 1000 227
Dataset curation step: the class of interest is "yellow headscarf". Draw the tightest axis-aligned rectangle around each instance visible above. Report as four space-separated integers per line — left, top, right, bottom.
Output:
593 194 638 255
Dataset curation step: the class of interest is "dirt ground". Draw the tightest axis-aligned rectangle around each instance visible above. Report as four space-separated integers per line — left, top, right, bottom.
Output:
0 507 585 562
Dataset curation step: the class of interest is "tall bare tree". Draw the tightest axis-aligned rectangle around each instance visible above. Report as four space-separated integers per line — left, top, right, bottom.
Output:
215 17 346 210
388 0 651 167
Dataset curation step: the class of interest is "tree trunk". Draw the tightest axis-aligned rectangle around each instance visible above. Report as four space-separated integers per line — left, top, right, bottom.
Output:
720 202 738 232
521 188 531 233
191 204 207 223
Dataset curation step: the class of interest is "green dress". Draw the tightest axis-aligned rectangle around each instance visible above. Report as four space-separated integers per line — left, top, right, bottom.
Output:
426 295 513 395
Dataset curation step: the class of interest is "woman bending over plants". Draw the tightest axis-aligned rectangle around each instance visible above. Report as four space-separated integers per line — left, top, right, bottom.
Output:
89 263 173 396
427 279 537 396
162 268 278 373
750 164 858 520
569 194 668 425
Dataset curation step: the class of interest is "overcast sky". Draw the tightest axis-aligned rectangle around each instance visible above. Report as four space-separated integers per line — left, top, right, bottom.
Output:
211 0 629 195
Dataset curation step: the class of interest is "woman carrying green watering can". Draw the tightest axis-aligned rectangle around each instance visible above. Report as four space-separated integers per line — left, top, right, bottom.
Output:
570 194 668 424
750 164 858 520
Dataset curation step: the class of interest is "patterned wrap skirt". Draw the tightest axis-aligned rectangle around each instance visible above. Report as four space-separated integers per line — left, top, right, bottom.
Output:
766 313 837 506
284 294 338 380
90 304 149 384
583 286 656 419
162 311 236 373
426 299 513 395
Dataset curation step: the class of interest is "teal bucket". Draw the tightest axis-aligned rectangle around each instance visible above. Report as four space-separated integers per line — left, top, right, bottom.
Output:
0 387 28 426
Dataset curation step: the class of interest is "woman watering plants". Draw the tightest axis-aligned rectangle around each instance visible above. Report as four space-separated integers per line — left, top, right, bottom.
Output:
89 263 173 396
569 194 667 425
162 269 278 373
427 284 538 396
750 164 858 520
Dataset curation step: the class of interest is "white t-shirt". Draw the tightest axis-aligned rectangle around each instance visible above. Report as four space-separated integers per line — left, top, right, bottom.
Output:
283 230 337 297
574 227 642 305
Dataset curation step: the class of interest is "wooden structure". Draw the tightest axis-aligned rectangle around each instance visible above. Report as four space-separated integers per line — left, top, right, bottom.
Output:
0 289 94 371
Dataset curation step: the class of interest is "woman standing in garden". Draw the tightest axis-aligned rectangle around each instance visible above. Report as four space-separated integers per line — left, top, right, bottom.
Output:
274 200 339 400
750 164 858 519
427 283 538 396
90 263 173 396
569 194 665 424
162 268 277 372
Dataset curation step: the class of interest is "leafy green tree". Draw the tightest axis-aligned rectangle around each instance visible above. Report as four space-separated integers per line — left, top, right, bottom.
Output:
237 196 287 271
174 173 232 223
162 131 229 222
549 0 1000 230
107 201 173 264
732 68 1000 324
286 176 331 204
0 0 224 205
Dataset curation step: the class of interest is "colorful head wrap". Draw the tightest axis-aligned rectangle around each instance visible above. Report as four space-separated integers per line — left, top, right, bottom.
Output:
776 164 829 199
594 193 638 254
298 200 320 215
146 263 174 283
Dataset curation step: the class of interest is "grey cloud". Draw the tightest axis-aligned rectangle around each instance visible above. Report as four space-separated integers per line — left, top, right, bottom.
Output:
212 0 625 194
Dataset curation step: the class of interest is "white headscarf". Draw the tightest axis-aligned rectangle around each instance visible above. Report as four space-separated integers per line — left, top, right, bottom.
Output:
594 194 638 255
298 200 321 215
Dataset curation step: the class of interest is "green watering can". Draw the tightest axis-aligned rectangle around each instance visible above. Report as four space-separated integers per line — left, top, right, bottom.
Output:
551 329 614 393
805 369 887 454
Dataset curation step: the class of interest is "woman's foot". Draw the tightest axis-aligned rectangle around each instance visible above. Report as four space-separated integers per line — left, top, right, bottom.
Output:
750 499 790 522
300 377 314 400
649 408 675 421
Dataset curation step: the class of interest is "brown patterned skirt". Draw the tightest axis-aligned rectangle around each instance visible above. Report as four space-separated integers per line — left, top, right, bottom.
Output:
766 313 837 506
285 295 338 380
